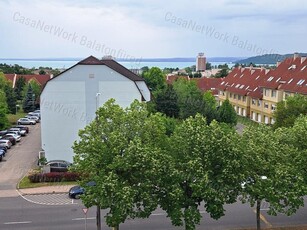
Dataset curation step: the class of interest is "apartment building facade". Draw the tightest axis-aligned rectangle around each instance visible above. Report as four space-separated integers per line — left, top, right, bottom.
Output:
217 53 307 124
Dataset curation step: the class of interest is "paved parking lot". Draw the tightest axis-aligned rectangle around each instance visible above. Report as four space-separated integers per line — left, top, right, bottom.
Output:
0 124 42 198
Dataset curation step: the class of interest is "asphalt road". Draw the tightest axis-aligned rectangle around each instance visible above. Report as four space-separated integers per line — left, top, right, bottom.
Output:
0 123 41 197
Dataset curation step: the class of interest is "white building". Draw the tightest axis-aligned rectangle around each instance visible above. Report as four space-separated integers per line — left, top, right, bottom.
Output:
40 56 151 162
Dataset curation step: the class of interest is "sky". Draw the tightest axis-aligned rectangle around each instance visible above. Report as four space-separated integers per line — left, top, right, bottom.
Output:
0 0 306 59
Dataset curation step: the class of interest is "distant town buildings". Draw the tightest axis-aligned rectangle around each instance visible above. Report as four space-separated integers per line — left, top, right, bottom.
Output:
196 53 206 72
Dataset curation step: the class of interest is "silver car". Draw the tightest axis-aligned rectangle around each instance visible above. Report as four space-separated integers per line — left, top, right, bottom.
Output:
0 139 12 149
9 128 27 136
17 118 36 125
5 133 21 142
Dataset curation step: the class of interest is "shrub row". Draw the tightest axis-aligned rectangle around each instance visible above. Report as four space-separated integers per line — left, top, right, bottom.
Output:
28 172 80 183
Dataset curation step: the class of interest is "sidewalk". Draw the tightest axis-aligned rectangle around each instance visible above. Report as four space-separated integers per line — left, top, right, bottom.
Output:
18 184 75 195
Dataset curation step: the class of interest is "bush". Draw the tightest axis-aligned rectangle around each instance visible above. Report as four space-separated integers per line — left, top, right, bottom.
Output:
28 172 80 183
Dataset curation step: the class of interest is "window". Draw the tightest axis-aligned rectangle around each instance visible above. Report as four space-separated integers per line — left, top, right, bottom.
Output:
267 76 274 82
271 90 276 97
297 79 305 85
252 99 256 105
257 100 262 107
238 95 242 100
285 92 291 99
271 104 276 111
264 103 269 109
229 93 232 98
243 96 246 102
264 89 268 96
234 94 237 99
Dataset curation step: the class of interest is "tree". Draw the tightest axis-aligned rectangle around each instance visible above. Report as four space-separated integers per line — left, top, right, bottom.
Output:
162 115 244 230
173 78 204 119
202 91 218 124
155 84 179 118
22 80 42 108
142 67 166 95
14 76 26 100
0 73 17 114
217 99 237 126
273 94 307 129
22 84 36 112
0 90 9 129
39 69 46 75
206 62 212 70
240 125 306 230
73 99 171 229
214 68 229 78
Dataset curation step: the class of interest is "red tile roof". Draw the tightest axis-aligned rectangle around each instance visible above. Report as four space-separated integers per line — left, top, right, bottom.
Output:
217 67 267 99
4 74 51 87
192 77 223 95
166 75 189 84
261 56 307 95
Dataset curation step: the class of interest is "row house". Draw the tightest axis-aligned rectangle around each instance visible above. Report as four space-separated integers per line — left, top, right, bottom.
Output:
217 53 307 125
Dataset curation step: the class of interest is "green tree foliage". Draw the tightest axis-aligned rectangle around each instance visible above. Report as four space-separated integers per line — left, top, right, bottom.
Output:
155 84 179 118
240 125 306 230
0 63 33 74
206 62 212 70
173 78 204 119
0 90 9 129
39 69 46 75
141 67 166 95
23 80 42 107
214 68 229 78
0 73 17 114
22 84 36 112
202 91 217 124
14 76 26 100
163 115 244 230
273 94 307 129
73 99 171 229
217 99 237 126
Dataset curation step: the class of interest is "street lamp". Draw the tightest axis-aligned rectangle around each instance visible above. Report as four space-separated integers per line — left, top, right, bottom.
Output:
15 105 19 114
95 92 101 230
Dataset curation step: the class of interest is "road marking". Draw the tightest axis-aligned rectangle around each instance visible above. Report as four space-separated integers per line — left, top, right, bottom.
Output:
253 209 273 228
4 221 32 225
72 217 96 221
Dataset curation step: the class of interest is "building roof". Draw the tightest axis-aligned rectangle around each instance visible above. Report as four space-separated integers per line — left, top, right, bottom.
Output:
217 66 267 99
192 77 223 95
260 55 307 95
4 74 52 87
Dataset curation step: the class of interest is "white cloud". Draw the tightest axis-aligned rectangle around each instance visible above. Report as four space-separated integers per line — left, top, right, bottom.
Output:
0 0 306 58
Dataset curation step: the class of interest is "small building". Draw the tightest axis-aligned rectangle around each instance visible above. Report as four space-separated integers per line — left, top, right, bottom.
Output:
40 56 151 162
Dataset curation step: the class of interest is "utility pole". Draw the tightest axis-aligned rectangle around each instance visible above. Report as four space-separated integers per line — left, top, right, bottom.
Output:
95 92 101 230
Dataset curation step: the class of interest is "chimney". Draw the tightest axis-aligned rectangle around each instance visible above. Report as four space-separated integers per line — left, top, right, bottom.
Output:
301 56 307 64
294 52 299 59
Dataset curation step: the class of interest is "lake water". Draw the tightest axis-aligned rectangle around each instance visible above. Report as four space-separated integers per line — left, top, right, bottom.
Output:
0 59 234 70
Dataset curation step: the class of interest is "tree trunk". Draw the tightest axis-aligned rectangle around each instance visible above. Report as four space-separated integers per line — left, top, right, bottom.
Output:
256 199 261 230
112 225 119 230
96 205 101 230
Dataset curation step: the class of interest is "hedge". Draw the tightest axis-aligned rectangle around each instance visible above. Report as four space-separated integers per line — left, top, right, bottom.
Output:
28 172 80 183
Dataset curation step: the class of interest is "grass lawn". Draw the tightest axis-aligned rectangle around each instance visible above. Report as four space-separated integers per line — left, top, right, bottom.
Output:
7 112 27 125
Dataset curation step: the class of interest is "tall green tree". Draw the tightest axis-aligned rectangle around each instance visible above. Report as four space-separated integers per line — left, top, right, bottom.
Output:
14 76 26 100
142 67 166 95
0 90 9 129
0 73 17 114
240 125 306 230
22 80 42 108
73 99 171 230
155 84 179 118
217 99 237 126
202 91 218 124
273 94 307 129
173 78 204 119
22 84 36 112
162 115 244 230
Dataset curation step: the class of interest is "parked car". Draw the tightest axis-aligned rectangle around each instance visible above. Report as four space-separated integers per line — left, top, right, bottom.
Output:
0 130 8 137
13 125 29 134
28 112 40 118
4 133 21 142
26 116 40 123
0 139 12 149
46 160 72 172
1 136 16 145
0 146 7 156
17 118 36 125
9 128 26 136
68 181 96 199
0 149 5 161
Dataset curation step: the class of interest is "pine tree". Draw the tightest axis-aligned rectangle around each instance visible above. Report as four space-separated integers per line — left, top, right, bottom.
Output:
22 84 35 112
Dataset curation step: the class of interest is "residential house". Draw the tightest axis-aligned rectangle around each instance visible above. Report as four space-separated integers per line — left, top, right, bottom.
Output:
40 56 151 162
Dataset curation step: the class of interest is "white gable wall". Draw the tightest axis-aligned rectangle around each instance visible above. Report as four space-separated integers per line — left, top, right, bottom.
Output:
41 64 146 162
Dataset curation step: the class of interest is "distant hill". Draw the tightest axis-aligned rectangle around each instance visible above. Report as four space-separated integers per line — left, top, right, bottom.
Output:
236 53 307 65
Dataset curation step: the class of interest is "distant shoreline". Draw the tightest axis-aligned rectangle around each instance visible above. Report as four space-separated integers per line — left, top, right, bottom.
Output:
0 57 244 63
